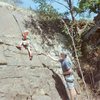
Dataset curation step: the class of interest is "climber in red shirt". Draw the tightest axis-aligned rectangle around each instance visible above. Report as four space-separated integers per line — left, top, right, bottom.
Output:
16 30 33 60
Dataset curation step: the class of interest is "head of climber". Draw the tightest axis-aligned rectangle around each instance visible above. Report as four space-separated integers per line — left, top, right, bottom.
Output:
22 30 29 40
59 51 67 60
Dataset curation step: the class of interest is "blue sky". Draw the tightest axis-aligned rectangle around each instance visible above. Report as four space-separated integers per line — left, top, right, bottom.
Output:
21 0 38 9
21 0 68 13
20 0 96 20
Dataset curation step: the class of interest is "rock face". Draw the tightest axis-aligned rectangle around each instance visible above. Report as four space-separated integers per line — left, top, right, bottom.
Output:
0 3 70 100
2 2 99 100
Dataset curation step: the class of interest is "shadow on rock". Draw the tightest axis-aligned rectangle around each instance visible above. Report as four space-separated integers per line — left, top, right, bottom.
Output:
42 63 69 100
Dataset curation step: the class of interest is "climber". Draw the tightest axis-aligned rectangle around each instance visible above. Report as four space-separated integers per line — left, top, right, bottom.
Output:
16 30 33 60
42 52 77 100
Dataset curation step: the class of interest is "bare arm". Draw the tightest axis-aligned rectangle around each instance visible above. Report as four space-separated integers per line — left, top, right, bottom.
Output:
41 53 59 62
47 54 59 62
33 52 43 55
63 69 73 75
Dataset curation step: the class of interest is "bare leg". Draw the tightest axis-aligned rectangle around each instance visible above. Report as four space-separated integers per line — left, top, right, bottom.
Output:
69 88 77 100
66 88 70 99
16 41 23 50
27 46 33 60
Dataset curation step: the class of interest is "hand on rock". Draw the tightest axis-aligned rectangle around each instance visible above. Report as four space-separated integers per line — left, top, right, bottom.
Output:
39 52 49 56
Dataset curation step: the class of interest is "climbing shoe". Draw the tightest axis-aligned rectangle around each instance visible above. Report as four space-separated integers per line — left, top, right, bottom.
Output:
16 45 21 50
30 56 33 60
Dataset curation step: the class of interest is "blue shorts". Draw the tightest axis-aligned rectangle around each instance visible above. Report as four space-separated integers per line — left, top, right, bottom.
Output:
64 74 75 89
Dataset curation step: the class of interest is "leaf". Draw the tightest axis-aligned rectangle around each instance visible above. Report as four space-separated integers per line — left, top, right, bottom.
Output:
78 0 99 14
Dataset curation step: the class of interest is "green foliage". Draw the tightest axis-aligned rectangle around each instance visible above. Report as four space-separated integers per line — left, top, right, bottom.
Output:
38 4 60 20
32 0 97 58
62 26 68 34
78 0 100 14
32 0 60 20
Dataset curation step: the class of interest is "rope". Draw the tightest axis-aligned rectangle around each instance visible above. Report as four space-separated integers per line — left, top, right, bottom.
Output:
12 14 44 66
12 15 23 33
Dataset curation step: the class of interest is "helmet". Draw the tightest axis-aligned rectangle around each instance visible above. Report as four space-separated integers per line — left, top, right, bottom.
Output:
23 30 29 35
22 30 29 39
24 30 29 33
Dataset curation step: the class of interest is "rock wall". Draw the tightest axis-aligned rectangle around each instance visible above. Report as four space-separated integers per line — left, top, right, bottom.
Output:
0 2 96 100
0 3 70 100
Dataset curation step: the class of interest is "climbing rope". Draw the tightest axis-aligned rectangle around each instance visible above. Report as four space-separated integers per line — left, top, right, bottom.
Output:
11 13 44 67
8 6 53 70
12 15 23 33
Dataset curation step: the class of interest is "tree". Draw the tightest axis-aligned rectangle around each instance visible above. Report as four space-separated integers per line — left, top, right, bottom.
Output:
32 0 60 20
77 0 100 14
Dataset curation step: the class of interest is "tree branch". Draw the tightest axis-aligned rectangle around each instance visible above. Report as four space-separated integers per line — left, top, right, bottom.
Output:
77 22 89 35
60 18 89 99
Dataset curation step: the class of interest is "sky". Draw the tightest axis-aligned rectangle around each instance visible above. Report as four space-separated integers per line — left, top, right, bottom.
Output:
21 0 68 13
20 0 96 20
